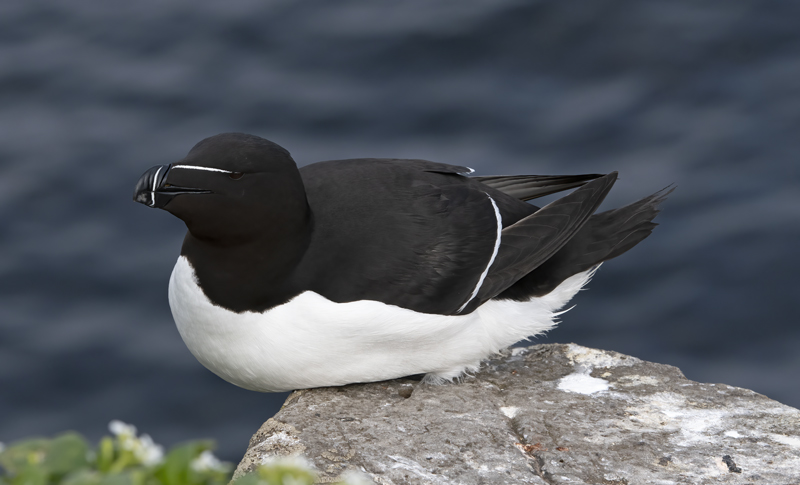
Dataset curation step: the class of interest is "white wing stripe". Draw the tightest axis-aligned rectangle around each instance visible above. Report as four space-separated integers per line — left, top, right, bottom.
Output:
457 193 502 313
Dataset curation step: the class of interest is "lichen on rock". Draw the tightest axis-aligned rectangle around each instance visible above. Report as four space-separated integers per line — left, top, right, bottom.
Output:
236 343 800 484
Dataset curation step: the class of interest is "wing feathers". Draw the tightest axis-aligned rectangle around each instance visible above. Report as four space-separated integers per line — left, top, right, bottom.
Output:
498 185 673 300
472 173 604 201
466 172 617 309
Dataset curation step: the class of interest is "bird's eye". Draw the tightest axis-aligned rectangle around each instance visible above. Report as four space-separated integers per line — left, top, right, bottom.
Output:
229 172 244 180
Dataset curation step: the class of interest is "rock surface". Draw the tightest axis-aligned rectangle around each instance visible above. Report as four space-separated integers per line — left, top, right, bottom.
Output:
234 344 800 484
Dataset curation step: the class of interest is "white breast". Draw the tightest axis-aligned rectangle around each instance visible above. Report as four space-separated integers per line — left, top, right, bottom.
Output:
168 256 595 392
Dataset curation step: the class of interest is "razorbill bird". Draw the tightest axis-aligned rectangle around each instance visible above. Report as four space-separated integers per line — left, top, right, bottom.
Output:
133 133 670 392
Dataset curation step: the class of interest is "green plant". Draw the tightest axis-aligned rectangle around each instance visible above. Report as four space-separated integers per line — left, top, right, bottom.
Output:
233 458 316 485
0 423 371 485
0 421 230 485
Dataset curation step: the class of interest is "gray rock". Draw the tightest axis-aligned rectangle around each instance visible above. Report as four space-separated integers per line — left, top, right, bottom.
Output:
234 344 800 484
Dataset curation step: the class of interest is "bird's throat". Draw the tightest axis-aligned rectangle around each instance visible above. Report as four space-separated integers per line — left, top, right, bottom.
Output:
180 229 310 313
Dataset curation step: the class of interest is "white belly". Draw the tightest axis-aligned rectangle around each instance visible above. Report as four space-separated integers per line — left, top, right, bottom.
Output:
168 256 595 392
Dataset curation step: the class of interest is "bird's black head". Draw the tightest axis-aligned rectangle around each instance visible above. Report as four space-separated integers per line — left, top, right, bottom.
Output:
134 133 309 244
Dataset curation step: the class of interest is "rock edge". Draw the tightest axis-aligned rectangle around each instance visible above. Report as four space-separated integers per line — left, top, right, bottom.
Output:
235 343 800 484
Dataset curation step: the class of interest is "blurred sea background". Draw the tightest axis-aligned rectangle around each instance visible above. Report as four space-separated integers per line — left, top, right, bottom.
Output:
1 0 799 461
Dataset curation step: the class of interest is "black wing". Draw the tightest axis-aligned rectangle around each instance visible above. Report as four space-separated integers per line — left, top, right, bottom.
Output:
472 174 603 201
498 186 674 300
295 158 510 315
458 173 618 313
297 160 665 315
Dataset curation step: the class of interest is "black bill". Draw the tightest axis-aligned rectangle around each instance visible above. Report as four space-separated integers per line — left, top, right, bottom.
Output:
133 164 211 209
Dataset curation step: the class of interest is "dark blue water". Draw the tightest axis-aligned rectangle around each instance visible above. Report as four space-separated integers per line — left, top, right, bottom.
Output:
1 1 799 461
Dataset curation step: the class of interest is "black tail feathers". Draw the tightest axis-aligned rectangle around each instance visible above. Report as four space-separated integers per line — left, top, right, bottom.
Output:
497 185 674 300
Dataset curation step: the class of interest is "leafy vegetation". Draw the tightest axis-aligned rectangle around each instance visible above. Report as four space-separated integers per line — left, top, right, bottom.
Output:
0 422 367 485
